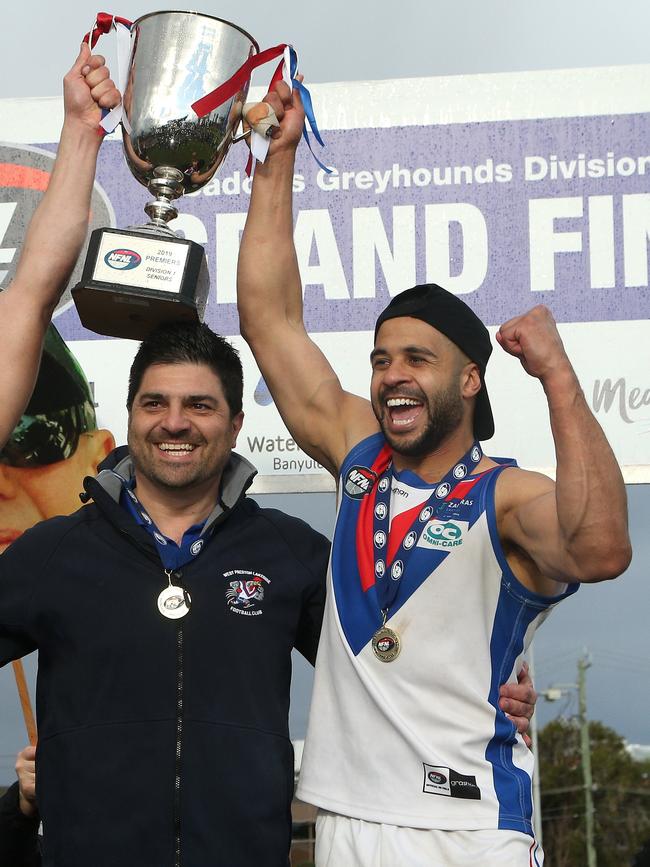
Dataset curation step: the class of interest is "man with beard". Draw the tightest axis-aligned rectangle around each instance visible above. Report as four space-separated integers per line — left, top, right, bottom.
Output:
0 321 330 867
0 43 119 449
236 84 632 864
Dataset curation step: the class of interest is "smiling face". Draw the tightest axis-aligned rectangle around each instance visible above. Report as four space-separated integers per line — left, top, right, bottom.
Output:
370 317 479 458
127 362 243 497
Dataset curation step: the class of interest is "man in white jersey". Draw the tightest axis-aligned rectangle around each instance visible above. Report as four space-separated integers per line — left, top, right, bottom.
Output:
237 83 632 866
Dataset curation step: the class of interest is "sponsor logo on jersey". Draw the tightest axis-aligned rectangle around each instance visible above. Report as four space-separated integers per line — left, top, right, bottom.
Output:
392 485 409 498
104 248 142 270
418 519 468 549
374 530 387 548
378 476 390 493
153 531 168 545
435 482 452 499
471 445 482 463
224 569 270 616
374 502 388 520
375 559 386 577
190 539 204 556
391 560 403 580
423 763 481 800
344 466 377 499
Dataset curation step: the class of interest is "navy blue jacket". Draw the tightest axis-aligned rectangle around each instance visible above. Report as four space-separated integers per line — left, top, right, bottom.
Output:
0 782 40 867
0 449 329 867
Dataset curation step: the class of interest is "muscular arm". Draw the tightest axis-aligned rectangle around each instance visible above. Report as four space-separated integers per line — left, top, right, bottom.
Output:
0 44 119 448
497 306 631 588
237 83 377 476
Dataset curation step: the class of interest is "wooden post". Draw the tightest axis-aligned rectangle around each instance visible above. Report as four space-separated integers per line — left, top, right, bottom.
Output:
12 659 37 746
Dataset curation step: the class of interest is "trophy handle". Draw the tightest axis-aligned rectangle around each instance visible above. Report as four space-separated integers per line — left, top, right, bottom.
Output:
231 126 252 144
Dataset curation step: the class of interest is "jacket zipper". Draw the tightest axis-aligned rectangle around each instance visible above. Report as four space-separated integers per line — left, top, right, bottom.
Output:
171 569 186 867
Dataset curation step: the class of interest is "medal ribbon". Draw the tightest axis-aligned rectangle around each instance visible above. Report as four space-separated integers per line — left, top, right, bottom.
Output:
119 481 209 571
372 442 484 616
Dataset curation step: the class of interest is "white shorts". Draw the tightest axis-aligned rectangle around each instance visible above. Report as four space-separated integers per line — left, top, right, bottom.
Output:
315 811 544 867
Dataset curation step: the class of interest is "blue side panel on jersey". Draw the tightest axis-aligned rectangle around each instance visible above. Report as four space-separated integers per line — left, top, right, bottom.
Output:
485 584 539 835
482 466 579 836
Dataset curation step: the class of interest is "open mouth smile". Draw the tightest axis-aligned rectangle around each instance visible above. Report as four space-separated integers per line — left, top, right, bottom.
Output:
385 397 424 428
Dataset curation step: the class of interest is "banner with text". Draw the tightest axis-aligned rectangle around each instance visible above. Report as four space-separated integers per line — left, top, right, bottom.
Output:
1 65 649 488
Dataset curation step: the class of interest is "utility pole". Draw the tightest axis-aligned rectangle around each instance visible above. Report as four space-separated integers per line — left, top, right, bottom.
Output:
528 643 543 845
541 649 597 867
578 652 597 867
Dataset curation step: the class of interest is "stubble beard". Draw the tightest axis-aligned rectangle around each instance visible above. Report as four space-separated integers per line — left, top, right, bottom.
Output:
128 435 221 493
376 382 464 459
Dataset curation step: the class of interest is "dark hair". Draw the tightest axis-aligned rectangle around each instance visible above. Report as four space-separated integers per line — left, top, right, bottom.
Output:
126 322 243 416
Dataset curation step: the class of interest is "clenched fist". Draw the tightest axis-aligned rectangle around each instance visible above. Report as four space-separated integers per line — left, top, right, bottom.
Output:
496 305 572 382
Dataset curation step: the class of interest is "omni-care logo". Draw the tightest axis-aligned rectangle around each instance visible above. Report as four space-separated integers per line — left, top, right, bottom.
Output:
419 519 468 550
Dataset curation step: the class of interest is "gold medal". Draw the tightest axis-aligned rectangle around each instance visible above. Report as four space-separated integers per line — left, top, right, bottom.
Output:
372 625 401 662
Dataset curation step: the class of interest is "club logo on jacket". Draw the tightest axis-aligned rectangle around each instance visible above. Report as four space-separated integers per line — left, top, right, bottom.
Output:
224 570 271 617
344 466 377 499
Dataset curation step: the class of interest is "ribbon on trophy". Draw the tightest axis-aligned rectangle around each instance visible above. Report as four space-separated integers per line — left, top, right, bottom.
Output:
82 12 133 136
191 43 331 175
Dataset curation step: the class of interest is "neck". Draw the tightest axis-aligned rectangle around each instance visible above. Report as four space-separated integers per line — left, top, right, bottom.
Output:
133 474 222 545
391 429 477 484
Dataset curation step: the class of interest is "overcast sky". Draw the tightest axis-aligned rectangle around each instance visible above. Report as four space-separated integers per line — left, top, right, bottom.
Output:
1 0 649 781
4 0 650 99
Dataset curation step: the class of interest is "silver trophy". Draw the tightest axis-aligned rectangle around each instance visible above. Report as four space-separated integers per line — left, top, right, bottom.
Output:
73 11 258 339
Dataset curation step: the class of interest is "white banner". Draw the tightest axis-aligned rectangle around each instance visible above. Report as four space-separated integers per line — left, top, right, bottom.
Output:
1 64 649 490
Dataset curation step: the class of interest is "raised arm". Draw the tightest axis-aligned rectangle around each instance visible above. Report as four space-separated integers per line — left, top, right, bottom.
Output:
0 44 119 447
496 305 632 588
237 83 377 477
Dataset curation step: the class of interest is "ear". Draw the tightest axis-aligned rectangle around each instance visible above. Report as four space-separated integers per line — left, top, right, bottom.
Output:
461 363 482 400
81 429 116 474
231 412 244 448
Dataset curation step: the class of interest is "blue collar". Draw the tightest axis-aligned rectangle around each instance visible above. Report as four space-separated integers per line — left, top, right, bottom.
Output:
119 479 209 571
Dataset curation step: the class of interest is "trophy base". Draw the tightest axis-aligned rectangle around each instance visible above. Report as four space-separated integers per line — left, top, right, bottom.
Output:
72 227 210 340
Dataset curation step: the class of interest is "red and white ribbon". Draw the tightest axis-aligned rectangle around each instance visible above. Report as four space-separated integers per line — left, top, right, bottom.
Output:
82 12 132 135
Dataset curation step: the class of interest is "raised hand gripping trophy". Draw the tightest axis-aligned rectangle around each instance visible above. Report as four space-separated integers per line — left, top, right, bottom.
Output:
73 11 259 340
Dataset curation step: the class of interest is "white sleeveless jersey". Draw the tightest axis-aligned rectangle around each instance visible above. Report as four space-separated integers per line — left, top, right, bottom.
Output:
297 433 578 835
